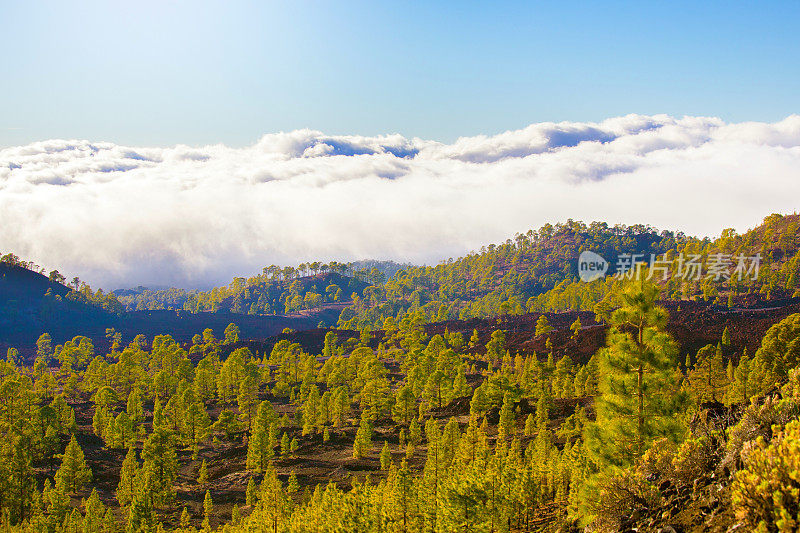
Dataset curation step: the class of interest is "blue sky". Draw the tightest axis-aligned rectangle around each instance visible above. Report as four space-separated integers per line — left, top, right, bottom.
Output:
1 0 799 147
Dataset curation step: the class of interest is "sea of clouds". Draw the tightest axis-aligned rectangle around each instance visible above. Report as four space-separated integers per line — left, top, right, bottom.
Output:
1 114 799 289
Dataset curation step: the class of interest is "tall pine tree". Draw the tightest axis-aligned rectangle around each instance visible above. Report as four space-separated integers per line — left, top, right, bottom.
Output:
584 281 686 471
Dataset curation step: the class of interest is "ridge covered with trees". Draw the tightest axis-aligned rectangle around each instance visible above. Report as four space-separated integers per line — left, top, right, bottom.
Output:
339 213 800 329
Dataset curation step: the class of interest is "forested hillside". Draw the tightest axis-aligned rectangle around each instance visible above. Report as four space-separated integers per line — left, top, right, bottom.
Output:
0 259 341 358
115 260 408 314
339 213 800 329
1 214 800 532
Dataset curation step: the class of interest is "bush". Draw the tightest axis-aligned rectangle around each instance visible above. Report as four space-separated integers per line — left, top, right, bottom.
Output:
637 438 677 481
723 395 799 471
731 419 800 532
672 433 720 484
587 467 661 531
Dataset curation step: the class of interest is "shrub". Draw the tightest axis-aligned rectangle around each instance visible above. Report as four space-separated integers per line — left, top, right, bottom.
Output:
672 433 720 484
587 467 661 531
731 419 800 532
723 395 799 471
637 438 677 482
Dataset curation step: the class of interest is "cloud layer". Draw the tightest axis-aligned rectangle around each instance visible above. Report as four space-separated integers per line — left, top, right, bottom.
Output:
2 114 799 289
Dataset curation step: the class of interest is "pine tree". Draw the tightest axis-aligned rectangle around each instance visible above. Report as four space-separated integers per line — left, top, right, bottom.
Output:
353 413 373 459
127 468 157 532
116 446 139 508
43 477 71 528
259 464 288 533
524 413 536 436
231 503 241 525
83 489 106 533
55 434 92 494
301 386 320 435
224 322 240 344
423 370 447 410
497 392 515 442
728 352 752 405
323 331 337 359
469 385 489 418
584 281 686 472
409 417 422 446
535 315 553 337
380 440 392 470
280 432 290 455
180 507 191 530
198 459 209 485
384 459 418 531
422 418 442 531
535 395 549 430
747 313 800 394
469 329 480 348
141 426 178 505
238 374 260 433
485 330 506 364
36 332 53 362
247 401 277 472
127 388 144 426
112 411 135 449
5 433 36 525
202 490 213 531
441 417 460 469
392 384 416 424
722 326 732 348
570 317 582 338
246 476 258 507
103 508 117 533
286 471 299 494
554 354 574 398
687 344 729 402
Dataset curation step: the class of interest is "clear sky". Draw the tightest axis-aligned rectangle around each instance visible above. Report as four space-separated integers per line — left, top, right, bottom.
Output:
1 0 799 147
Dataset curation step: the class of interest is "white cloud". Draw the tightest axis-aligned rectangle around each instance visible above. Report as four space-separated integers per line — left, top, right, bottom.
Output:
1 114 799 289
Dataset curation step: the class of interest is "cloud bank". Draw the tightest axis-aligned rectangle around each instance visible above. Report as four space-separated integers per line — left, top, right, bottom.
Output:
2 114 799 289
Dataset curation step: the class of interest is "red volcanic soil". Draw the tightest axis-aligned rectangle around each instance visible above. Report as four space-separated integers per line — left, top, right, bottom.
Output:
233 297 800 368
424 298 800 365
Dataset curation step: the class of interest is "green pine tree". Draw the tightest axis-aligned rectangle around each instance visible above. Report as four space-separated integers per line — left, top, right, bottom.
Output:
55 435 92 494
584 281 686 471
246 476 258 507
728 351 752 405
687 344 729 402
353 413 373 459
380 440 392 470
202 490 213 531
497 392 515 442
570 317 582 338
247 401 277 472
116 446 139 508
524 413 536 436
535 315 554 337
198 459 209 485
